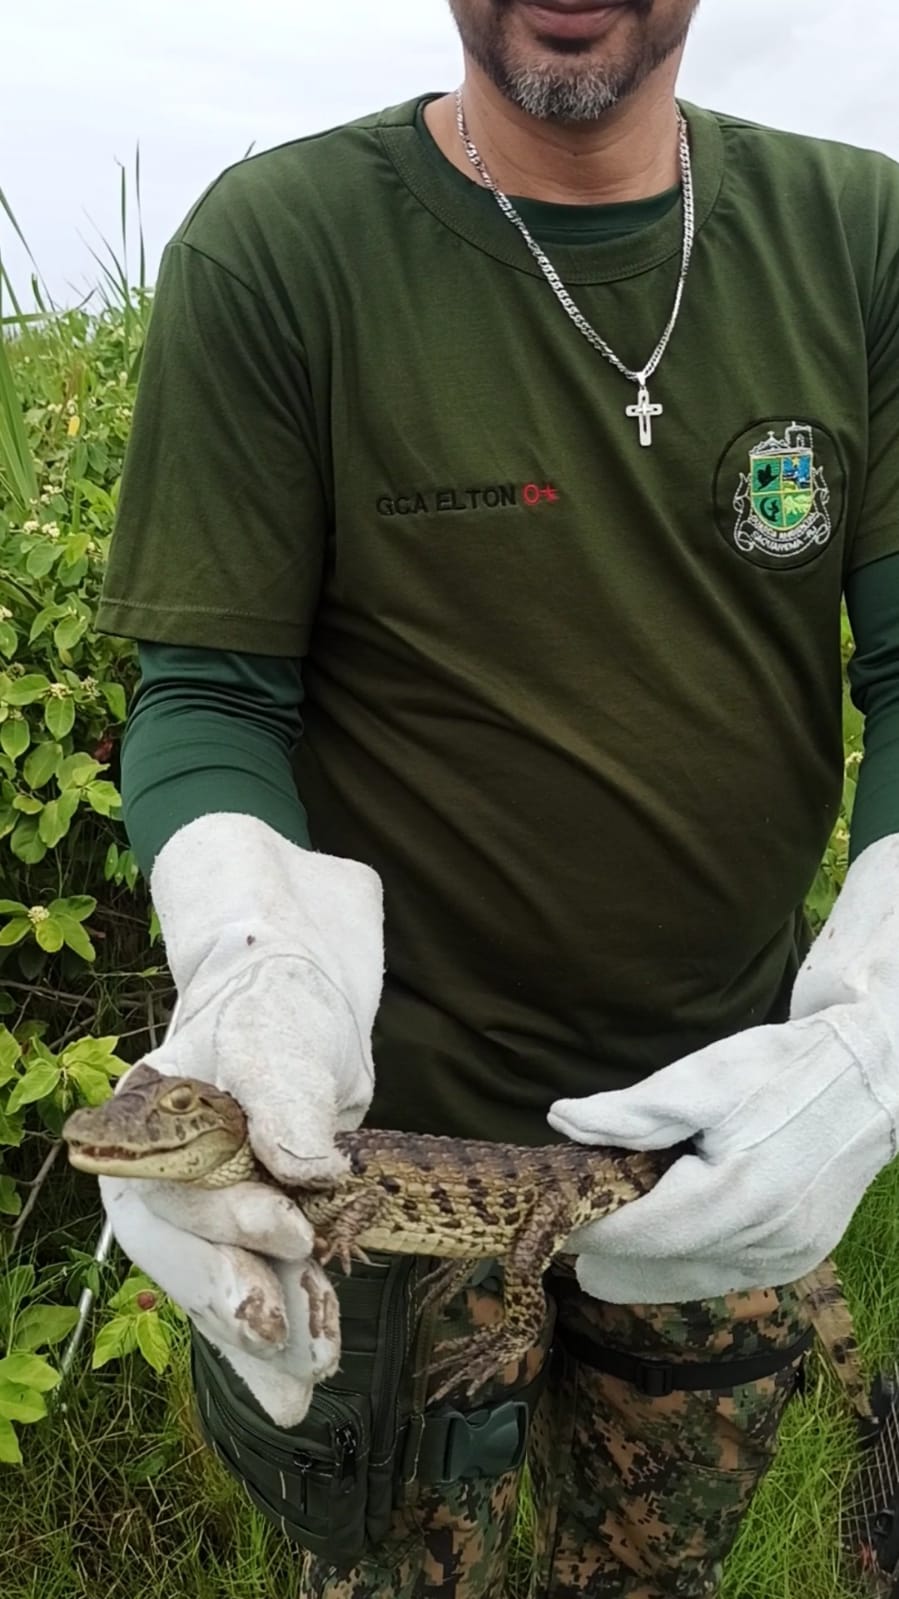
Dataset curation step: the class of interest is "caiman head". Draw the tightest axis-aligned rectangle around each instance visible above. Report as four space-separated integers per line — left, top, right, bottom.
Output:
63 1062 249 1182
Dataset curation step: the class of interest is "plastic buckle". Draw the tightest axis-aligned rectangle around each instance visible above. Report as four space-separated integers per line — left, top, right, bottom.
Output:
632 1361 676 1398
440 1400 529 1482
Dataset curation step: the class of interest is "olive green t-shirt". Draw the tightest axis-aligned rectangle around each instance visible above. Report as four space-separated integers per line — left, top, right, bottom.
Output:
99 97 899 1141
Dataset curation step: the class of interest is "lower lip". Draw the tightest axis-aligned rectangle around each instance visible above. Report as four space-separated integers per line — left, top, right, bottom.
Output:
522 3 627 38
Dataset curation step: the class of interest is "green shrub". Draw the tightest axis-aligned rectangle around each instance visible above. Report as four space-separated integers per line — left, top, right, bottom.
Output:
0 253 177 1458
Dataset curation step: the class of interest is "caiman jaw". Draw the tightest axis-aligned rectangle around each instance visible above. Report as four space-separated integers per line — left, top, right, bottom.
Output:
65 1134 241 1181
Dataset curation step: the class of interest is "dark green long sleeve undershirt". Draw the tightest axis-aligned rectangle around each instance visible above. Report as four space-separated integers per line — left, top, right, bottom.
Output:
121 552 899 880
121 649 311 870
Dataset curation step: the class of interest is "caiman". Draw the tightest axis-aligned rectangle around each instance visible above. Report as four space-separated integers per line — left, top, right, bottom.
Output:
62 1063 865 1409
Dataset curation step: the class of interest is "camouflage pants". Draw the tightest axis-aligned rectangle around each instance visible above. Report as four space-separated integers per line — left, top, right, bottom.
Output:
297 1262 809 1599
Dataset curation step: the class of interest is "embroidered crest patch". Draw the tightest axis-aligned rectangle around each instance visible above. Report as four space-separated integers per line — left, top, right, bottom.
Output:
732 423 832 560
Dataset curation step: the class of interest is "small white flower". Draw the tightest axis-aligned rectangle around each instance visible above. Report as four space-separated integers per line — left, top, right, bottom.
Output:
28 906 50 925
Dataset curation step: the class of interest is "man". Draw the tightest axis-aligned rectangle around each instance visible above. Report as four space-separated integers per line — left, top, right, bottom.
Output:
95 1 899 1594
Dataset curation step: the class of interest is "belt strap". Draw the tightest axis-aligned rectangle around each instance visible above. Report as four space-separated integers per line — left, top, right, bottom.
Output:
556 1323 814 1398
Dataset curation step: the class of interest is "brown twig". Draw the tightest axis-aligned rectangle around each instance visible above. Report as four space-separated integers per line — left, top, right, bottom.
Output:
0 980 94 1005
7 1140 62 1252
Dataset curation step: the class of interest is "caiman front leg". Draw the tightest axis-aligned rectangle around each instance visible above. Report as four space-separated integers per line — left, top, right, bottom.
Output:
311 1189 386 1274
427 1208 565 1405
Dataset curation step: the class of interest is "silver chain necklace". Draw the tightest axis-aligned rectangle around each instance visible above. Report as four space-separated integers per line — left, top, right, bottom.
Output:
454 88 696 447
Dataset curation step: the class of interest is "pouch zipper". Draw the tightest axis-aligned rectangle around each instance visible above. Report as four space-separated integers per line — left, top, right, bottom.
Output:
371 1255 420 1462
204 1351 364 1483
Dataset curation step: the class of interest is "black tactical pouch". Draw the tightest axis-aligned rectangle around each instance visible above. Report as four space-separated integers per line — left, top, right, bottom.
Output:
192 1250 418 1561
191 1252 544 1566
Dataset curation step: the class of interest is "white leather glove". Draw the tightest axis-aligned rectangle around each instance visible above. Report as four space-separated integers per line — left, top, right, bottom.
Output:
100 812 384 1423
548 833 899 1305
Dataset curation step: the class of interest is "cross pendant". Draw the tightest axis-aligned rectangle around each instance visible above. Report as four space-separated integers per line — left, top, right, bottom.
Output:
625 384 663 447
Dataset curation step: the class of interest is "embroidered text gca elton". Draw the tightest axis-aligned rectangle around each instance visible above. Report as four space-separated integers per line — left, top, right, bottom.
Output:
375 482 561 517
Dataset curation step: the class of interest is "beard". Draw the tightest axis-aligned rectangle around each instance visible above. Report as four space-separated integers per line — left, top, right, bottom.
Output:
448 0 697 123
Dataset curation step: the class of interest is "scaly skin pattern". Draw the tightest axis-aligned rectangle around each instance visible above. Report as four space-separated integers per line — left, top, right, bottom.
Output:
63 1063 679 1397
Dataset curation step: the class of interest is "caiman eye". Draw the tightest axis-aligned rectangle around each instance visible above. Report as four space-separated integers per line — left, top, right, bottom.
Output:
160 1084 199 1114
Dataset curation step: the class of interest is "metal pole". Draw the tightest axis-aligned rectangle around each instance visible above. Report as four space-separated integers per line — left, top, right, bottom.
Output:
58 1218 114 1381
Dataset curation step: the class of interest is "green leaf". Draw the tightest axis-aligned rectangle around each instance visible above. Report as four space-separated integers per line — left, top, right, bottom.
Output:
6 1061 61 1114
91 1315 139 1369
11 793 43 814
56 916 95 963
25 543 59 579
29 604 67 645
136 1313 172 1374
0 719 29 760
0 1026 22 1084
100 681 127 721
4 674 49 706
75 474 112 509
9 817 47 865
0 1382 47 1423
15 942 46 982
104 842 120 880
0 992 14 1015
0 1176 21 1215
38 792 79 848
0 901 27 916
50 895 96 923
0 621 17 657
34 915 64 953
124 1446 170 1484
23 741 62 789
67 1062 113 1105
0 1353 60 1392
27 1036 56 1064
62 1036 112 1065
0 1106 25 1147
85 779 121 817
54 614 87 652
58 558 88 589
44 694 75 740
0 1416 22 1464
56 753 100 790
62 533 91 567
0 918 30 947
13 1305 79 1351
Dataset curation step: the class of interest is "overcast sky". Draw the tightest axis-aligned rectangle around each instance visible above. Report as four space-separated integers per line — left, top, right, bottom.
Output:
3 0 897 309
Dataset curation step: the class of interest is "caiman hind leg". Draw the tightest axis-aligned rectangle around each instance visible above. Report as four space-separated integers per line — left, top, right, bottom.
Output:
427 1208 566 1405
416 1257 480 1325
